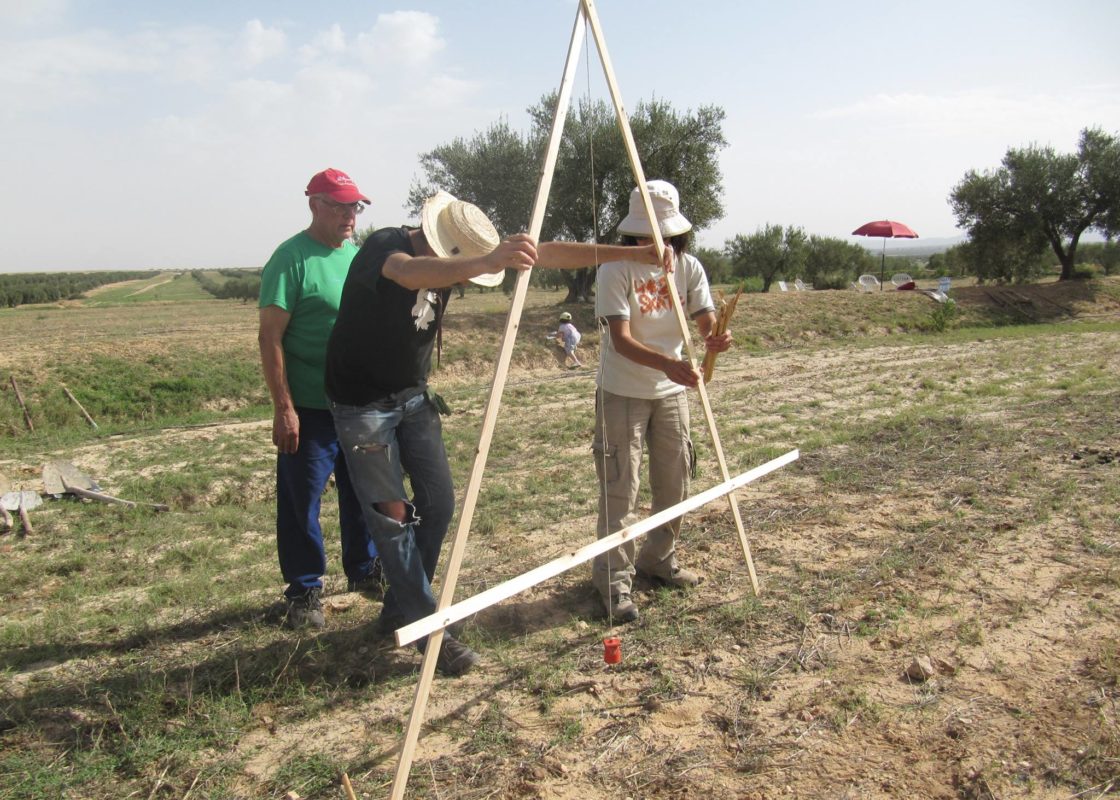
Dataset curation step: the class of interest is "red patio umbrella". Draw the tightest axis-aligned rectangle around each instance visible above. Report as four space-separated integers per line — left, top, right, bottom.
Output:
852 220 918 291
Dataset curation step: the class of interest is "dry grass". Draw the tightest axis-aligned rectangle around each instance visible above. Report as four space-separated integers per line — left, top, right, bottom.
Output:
0 277 1118 799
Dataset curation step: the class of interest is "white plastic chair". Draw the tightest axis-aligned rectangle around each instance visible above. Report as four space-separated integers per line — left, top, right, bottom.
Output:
891 273 913 287
857 274 880 292
777 281 788 292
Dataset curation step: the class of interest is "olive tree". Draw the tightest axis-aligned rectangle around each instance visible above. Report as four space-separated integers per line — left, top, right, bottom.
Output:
950 127 1120 281
725 224 808 293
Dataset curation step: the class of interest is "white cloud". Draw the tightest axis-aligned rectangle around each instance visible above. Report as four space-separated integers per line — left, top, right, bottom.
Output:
354 11 445 70
239 19 287 68
0 0 67 27
814 87 1120 145
298 23 347 63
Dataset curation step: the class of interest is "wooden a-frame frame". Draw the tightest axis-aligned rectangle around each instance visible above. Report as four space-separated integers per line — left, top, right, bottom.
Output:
387 2 790 796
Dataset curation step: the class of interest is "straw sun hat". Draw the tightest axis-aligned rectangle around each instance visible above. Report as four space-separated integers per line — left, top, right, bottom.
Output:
420 190 504 288
616 179 692 238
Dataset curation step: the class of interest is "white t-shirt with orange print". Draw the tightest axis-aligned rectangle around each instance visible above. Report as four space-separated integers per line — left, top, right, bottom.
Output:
595 252 714 400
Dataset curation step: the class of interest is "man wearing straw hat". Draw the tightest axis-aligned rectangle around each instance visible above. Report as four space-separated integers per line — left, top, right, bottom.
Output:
325 190 668 676
592 180 732 624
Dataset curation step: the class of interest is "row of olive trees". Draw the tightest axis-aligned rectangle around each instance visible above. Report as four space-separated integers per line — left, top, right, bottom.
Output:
408 99 1119 294
720 226 876 292
406 96 908 296
0 270 159 308
191 269 261 302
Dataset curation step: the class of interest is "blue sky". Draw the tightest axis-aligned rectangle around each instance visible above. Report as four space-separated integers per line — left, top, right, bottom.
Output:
2 0 1118 271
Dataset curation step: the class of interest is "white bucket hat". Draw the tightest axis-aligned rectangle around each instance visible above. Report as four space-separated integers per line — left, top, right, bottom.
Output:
420 190 504 287
616 179 692 238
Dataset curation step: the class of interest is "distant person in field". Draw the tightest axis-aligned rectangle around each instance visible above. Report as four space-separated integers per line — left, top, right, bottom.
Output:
553 311 583 368
591 179 732 624
258 168 383 630
325 190 670 676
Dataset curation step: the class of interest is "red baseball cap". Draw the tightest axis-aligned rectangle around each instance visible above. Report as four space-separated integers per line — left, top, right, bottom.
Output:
305 168 370 204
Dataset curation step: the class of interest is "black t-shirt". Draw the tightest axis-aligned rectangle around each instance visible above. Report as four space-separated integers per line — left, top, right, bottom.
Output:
325 227 451 406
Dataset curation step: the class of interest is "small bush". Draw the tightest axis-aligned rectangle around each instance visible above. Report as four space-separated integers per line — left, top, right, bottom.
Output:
925 299 958 332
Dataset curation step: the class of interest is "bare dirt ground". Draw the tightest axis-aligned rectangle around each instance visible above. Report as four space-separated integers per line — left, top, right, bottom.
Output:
229 329 1117 800
1 282 1118 799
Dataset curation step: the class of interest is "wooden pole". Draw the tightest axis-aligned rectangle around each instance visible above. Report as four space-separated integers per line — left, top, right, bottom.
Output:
387 12 589 800
396 450 798 647
581 0 761 594
9 376 34 433
340 773 358 800
63 385 98 429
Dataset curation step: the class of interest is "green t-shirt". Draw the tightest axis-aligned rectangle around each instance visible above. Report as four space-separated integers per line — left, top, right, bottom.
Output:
259 231 357 410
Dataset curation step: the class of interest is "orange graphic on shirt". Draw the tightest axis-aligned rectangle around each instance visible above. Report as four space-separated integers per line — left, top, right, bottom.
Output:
634 276 671 315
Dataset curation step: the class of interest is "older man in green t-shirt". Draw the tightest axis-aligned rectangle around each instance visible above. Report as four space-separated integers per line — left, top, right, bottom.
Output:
258 168 381 629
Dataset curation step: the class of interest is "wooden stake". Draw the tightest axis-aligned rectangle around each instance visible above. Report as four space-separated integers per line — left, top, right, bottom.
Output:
9 376 34 432
396 450 798 647
63 385 99 429
700 286 742 383
387 12 589 800
0 505 11 533
582 0 761 594
340 773 357 800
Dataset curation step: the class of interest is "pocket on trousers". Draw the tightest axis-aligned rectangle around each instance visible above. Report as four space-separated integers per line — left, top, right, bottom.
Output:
686 436 697 480
592 440 619 484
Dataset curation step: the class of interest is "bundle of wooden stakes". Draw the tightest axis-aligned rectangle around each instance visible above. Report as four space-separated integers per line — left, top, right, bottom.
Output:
700 285 742 383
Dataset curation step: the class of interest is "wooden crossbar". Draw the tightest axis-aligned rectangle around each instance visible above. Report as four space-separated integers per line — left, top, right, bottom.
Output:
395 449 798 647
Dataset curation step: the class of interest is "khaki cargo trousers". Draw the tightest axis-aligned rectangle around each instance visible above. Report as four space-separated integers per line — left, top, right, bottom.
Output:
592 389 692 600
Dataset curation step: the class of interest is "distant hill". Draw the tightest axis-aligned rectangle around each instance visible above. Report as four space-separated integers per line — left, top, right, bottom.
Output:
856 236 966 258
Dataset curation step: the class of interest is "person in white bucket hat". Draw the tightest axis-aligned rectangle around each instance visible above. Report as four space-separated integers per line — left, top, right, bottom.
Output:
591 179 732 624
324 190 670 676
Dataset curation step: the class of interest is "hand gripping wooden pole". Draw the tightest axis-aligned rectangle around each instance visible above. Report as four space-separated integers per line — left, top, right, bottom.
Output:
387 12 589 800
580 0 761 594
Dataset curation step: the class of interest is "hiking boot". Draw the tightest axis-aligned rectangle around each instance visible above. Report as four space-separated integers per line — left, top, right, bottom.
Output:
639 566 701 589
601 592 640 623
348 557 386 597
420 634 481 677
285 588 325 629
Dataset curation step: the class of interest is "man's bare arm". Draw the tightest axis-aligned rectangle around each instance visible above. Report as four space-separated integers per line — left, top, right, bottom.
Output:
258 306 300 453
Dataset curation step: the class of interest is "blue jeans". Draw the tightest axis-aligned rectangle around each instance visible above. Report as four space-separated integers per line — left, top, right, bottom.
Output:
276 407 378 599
331 393 455 628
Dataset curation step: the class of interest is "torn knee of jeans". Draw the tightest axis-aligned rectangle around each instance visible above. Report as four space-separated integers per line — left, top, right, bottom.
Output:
373 499 419 527
351 440 391 457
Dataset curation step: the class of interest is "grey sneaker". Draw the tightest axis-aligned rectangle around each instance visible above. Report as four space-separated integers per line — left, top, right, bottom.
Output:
602 592 640 623
348 557 386 597
285 588 325 629
420 633 481 677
